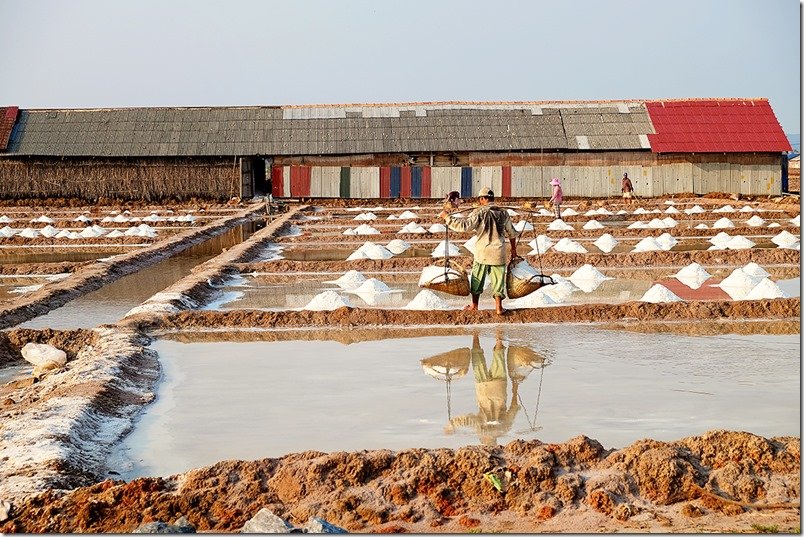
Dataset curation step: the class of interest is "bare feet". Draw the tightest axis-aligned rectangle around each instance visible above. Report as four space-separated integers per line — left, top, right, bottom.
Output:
496 308 509 316
463 304 478 311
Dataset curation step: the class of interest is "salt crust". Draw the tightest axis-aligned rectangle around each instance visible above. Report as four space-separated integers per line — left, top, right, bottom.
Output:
404 289 451 310
303 290 353 311
640 284 683 303
553 237 587 253
592 233 618 253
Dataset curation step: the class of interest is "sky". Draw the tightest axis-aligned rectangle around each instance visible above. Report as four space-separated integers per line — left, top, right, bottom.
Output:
0 0 800 134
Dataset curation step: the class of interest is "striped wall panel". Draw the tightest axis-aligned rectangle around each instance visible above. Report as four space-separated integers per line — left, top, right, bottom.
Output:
350 166 380 198
431 167 461 198
472 166 503 198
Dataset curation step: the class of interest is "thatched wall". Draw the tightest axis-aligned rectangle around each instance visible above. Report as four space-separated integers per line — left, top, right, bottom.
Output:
0 157 240 201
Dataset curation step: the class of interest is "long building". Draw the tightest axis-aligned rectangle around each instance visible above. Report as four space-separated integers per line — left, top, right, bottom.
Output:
0 98 793 200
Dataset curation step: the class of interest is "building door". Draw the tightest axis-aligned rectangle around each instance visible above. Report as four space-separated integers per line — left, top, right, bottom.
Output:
239 158 254 198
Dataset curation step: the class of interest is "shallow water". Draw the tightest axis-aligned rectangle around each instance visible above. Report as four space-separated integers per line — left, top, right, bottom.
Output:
111 325 800 480
18 223 262 329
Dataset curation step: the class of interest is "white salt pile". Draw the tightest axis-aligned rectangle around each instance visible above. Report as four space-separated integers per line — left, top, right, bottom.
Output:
429 223 447 233
346 278 397 295
632 236 663 252
0 225 16 237
569 264 612 293
74 214 91 223
39 225 59 238
303 291 353 311
592 233 618 253
595 207 613 215
323 270 367 289
0 215 13 223
662 217 678 228
353 224 380 235
582 220 604 230
175 214 196 223
18 227 40 238
553 237 587 253
385 239 411 254
54 229 70 239
744 278 787 300
770 230 799 248
744 215 766 227
547 219 574 231
616 210 628 215
514 220 534 232
538 208 553 216
767 222 781 228
694 223 709 229
790 214 800 227
640 284 683 303
398 222 427 234
342 228 356 235
348 241 393 260
509 259 540 280
431 240 462 258
106 230 125 238
354 212 377 221
419 265 467 287
143 214 164 222
527 234 554 254
113 214 130 223
398 210 418 219
664 206 681 214
404 289 451 310
31 215 55 224
647 218 667 229
739 206 756 213
712 217 735 229
673 262 711 289
724 235 755 250
507 289 556 309
717 268 761 300
584 209 598 217
655 233 678 251
386 214 398 220
67 231 81 240
742 262 770 279
709 232 732 247
80 227 102 238
684 205 706 215
541 275 577 303
633 207 649 214
713 205 736 213
627 221 648 229
561 208 578 216
664 200 676 205
463 235 479 255
124 223 158 238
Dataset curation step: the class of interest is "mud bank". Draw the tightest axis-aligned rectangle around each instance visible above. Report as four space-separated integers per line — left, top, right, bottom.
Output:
130 298 800 332
0 327 158 500
0 262 86 276
1 431 798 533
0 204 268 329
239 247 800 273
0 328 97 367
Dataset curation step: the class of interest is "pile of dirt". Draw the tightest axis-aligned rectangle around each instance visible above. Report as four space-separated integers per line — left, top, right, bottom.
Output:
1 431 798 533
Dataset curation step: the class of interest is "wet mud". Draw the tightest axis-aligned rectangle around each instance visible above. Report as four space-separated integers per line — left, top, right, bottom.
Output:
1 431 798 533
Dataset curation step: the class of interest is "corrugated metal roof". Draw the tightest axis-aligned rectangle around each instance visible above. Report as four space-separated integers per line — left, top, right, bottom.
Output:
645 99 792 153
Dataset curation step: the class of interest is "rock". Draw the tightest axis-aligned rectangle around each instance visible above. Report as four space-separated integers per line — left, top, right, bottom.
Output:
0 499 12 522
304 517 349 533
20 343 67 367
240 508 293 533
132 517 196 533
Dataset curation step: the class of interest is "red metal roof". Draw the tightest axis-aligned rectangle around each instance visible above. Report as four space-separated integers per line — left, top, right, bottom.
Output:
0 106 18 151
646 99 792 153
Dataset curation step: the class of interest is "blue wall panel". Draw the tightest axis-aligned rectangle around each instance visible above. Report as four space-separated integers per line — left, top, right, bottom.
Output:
460 167 472 198
390 167 401 198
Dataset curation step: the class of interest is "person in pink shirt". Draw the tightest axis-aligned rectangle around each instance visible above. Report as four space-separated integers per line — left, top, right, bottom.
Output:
549 178 563 219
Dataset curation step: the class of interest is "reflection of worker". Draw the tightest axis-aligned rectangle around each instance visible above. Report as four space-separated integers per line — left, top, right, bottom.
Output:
445 334 520 446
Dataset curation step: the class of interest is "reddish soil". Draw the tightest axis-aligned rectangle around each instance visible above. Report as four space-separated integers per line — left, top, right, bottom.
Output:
1 432 798 533
0 262 86 275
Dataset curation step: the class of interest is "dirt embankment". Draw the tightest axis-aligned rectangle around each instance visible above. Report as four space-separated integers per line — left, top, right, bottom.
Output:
1 431 798 533
0 328 97 368
128 298 800 333
0 262 88 276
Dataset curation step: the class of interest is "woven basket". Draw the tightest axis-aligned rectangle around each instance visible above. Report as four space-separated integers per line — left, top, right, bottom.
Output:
506 256 555 299
421 259 471 296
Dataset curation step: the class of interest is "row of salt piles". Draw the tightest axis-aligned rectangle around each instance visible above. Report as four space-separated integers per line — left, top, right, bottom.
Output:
665 261 787 300
306 270 407 310
0 223 158 239
345 239 412 260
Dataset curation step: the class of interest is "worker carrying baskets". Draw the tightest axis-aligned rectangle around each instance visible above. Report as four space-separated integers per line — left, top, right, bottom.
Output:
433 186 525 315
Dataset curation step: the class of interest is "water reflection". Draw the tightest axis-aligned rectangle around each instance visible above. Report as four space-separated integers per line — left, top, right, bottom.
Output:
422 333 548 446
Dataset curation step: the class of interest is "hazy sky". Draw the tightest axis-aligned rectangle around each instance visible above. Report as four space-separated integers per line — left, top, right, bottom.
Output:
0 0 800 133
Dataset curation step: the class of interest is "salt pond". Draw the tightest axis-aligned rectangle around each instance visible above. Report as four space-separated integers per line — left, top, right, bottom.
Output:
111 325 800 480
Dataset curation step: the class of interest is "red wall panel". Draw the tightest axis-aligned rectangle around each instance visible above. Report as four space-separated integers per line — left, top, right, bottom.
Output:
290 166 311 197
421 166 432 198
400 167 412 198
271 166 284 198
379 166 391 198
502 166 512 197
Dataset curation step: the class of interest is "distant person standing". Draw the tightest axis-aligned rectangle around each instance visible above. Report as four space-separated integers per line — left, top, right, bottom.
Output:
549 178 563 219
621 172 634 204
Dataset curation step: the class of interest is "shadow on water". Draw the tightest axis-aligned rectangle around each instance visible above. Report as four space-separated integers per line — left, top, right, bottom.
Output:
18 221 264 329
